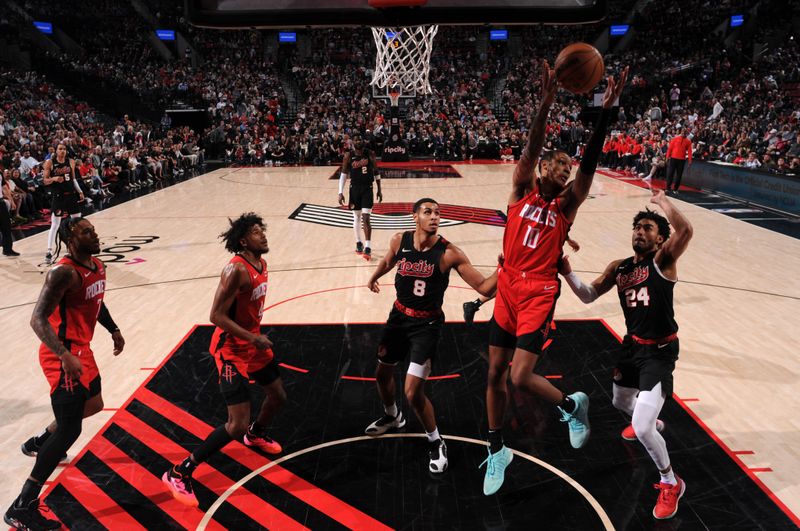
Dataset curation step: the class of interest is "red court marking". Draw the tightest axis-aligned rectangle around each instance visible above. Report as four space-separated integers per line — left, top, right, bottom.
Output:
137 388 391 531
264 286 362 312
681 398 700 402
102 408 119 411
542 339 553 350
749 468 774 473
429 374 461 380
341 376 376 381
54 467 145 530
598 319 624 342
279 363 309 373
733 450 755 455
139 368 157 371
88 435 227 531
544 375 563 380
113 411 299 531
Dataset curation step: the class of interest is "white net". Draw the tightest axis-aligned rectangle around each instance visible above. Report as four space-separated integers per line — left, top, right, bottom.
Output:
371 25 439 95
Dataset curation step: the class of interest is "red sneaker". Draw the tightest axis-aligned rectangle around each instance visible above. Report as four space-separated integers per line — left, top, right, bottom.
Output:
243 432 283 454
162 469 198 507
621 419 665 441
653 476 685 519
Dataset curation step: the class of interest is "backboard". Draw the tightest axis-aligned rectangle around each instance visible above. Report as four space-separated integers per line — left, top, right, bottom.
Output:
186 0 607 28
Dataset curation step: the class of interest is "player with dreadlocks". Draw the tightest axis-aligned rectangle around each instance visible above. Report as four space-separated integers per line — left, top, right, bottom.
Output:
163 212 287 507
5 217 125 530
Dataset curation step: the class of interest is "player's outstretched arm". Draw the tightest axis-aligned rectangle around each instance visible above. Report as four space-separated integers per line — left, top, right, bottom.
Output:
367 232 402 293
210 262 271 349
651 189 693 273
31 264 83 379
510 60 557 204
558 255 619 304
562 66 629 221
447 244 498 297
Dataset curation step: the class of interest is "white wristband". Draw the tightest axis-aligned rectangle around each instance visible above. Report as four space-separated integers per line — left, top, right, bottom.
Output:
565 271 598 304
338 173 347 194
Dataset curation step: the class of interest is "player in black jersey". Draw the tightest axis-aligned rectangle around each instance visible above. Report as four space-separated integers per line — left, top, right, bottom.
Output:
365 198 497 473
559 189 693 520
338 136 383 259
42 143 84 265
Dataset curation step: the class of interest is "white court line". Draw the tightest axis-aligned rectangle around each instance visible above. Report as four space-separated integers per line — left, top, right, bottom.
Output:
197 433 615 530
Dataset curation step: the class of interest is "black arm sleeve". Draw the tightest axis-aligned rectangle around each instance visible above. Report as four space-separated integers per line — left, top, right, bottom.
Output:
98 302 119 333
579 107 612 176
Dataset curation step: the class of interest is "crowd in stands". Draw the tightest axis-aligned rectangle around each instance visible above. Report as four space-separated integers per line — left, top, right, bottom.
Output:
1 0 798 186
0 69 203 226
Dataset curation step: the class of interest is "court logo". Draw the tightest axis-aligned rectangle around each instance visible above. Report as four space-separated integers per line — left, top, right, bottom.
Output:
289 202 506 230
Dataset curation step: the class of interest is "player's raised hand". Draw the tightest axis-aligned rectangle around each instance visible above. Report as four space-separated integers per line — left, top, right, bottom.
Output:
650 188 667 205
601 66 629 109
541 60 557 105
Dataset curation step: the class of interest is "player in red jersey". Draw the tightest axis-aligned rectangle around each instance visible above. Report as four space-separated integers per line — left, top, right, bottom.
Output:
481 61 628 496
164 213 286 507
5 217 125 531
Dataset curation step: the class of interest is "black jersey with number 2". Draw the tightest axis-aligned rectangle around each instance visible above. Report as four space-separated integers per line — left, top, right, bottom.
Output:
349 151 376 187
394 231 450 312
615 253 678 339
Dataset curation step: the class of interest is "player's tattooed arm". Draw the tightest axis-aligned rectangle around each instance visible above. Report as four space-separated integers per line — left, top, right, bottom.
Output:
30 265 79 357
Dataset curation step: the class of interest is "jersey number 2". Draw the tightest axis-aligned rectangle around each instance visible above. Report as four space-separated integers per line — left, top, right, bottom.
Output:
625 287 650 307
413 279 426 296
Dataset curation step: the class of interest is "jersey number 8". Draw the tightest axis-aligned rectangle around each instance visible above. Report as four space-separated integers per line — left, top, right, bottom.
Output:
413 279 426 296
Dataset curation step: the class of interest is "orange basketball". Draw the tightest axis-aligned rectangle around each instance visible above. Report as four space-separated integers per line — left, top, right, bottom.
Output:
554 43 605 94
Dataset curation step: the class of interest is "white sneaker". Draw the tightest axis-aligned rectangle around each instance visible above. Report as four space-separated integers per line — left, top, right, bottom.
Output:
428 438 448 473
365 411 406 436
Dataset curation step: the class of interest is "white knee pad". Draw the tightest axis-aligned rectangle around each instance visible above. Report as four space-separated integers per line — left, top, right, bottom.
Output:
407 359 431 380
361 208 372 215
612 383 638 416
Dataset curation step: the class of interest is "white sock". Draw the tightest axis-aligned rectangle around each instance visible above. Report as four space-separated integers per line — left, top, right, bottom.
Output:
47 213 62 253
384 403 398 417
426 427 440 442
660 468 676 485
365 240 371 249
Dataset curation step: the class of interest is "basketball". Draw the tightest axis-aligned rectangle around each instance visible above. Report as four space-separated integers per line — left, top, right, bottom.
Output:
554 42 604 94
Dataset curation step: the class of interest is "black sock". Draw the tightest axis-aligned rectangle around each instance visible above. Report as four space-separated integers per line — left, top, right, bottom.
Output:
248 422 265 437
17 479 42 506
34 428 52 447
174 456 198 477
561 395 577 414
190 425 233 465
488 429 503 453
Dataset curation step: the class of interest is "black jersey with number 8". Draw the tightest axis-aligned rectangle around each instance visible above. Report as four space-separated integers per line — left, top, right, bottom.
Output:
394 231 450 312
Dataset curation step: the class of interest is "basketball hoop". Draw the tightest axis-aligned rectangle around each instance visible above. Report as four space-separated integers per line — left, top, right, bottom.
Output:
370 25 438 95
388 87 402 107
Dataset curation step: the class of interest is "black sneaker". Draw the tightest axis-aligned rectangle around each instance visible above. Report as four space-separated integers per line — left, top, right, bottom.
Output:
4 499 61 530
428 438 448 473
363 247 371 259
355 242 364 254
365 411 406 436
21 437 67 462
44 252 53 266
463 299 482 324
2 250 20 257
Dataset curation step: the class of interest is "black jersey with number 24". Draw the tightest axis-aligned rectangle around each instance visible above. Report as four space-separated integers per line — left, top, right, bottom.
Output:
615 253 678 339
394 231 450 312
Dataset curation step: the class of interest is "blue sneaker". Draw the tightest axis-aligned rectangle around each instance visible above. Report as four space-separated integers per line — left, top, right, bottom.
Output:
480 445 514 495
559 391 591 449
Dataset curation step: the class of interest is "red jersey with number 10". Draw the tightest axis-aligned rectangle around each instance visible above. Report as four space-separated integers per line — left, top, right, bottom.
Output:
502 184 571 277
43 256 106 350
210 255 268 355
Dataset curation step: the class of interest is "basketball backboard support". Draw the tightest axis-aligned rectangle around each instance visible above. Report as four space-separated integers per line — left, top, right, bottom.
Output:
186 0 607 29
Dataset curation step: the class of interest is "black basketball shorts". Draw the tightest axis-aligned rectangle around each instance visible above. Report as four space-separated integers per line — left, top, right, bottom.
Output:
349 185 374 211
613 336 679 398
377 307 443 367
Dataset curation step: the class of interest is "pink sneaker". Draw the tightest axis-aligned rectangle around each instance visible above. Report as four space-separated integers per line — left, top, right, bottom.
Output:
162 469 198 507
621 419 665 441
243 432 282 454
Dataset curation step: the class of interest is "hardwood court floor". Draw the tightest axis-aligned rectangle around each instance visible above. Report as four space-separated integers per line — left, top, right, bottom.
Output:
0 163 798 528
